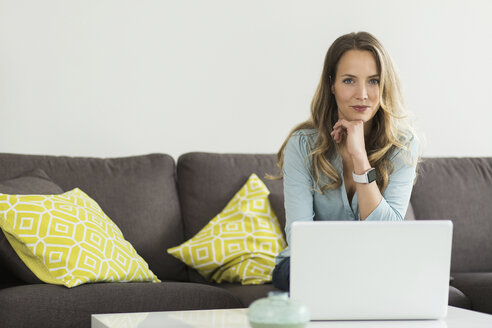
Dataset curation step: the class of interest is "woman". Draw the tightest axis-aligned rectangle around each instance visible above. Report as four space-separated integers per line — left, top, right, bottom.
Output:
272 31 420 291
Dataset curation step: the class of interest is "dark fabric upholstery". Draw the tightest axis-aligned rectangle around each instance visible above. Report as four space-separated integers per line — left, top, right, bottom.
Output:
411 158 492 272
0 153 187 281
0 168 63 194
448 285 472 310
0 282 243 328
217 283 279 307
0 152 490 326
217 283 468 310
0 169 64 284
404 203 415 220
0 282 24 291
451 273 492 314
177 152 284 283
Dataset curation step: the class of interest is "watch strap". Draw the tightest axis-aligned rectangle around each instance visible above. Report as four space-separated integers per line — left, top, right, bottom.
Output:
352 168 377 184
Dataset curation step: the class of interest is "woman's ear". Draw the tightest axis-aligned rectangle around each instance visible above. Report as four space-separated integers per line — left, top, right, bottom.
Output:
329 76 335 94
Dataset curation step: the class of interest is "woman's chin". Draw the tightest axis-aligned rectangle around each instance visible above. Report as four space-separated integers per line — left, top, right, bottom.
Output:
338 109 373 122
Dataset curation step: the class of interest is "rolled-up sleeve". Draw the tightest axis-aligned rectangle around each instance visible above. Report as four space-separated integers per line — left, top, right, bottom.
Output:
282 132 316 244
364 136 420 221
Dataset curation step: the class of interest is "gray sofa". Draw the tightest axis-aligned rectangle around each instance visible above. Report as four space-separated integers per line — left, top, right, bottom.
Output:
0 152 490 328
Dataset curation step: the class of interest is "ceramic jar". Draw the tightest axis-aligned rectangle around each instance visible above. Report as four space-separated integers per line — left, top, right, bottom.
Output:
248 291 310 328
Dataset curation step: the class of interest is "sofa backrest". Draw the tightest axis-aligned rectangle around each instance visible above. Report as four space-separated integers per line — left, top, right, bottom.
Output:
0 153 188 282
3 152 489 283
411 157 492 272
177 152 284 282
178 153 492 276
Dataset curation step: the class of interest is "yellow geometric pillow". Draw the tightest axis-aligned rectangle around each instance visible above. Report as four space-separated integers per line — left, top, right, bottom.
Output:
0 188 160 287
167 174 286 285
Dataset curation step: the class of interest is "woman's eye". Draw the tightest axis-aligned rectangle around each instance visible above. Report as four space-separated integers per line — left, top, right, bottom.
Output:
342 78 354 84
369 79 380 85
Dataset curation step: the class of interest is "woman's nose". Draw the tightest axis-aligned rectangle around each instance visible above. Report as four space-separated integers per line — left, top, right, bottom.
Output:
355 84 368 100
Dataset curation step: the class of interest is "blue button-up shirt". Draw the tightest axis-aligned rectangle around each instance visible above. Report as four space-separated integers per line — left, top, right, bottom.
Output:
276 129 419 263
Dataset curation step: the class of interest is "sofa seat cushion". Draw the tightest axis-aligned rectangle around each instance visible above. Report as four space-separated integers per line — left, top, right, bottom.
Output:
216 282 279 307
0 153 187 281
448 285 471 310
216 283 469 310
451 273 492 314
0 282 243 328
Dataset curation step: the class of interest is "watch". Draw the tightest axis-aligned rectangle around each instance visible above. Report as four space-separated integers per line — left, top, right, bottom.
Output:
352 168 377 184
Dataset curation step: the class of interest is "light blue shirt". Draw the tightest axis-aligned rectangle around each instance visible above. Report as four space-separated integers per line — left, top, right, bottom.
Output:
276 129 419 262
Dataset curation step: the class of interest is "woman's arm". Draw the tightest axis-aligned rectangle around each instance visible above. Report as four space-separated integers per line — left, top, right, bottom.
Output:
282 132 316 244
331 119 418 220
363 136 419 221
352 152 383 220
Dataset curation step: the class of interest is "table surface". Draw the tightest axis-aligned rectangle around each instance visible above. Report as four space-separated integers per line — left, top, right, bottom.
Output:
92 306 492 328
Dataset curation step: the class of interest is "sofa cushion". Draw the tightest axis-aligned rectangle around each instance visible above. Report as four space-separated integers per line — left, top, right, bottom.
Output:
168 174 286 285
216 282 279 307
0 169 64 284
177 153 284 282
0 282 243 328
411 158 492 272
448 285 472 310
216 283 470 309
0 168 63 195
0 153 187 281
0 188 160 287
451 273 492 314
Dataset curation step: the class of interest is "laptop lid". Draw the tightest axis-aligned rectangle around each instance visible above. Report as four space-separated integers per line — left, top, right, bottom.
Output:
290 220 453 320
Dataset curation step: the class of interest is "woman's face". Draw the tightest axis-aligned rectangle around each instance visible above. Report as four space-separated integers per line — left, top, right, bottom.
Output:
331 50 381 130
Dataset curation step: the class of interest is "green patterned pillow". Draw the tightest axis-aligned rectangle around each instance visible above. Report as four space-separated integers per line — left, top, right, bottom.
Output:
0 188 160 287
168 174 286 285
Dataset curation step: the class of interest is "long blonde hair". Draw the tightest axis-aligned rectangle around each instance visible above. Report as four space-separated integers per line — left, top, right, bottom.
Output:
273 31 416 193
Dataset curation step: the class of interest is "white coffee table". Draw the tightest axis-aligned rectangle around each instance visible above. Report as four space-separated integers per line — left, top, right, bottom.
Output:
92 306 492 328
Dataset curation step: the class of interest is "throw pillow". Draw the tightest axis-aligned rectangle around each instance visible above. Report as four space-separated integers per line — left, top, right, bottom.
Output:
167 173 286 285
0 169 64 283
0 188 160 287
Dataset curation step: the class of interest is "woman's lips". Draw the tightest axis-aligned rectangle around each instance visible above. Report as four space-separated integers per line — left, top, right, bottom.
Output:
352 106 369 112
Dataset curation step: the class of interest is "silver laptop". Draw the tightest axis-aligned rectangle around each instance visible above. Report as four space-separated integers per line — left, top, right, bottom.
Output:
290 220 453 320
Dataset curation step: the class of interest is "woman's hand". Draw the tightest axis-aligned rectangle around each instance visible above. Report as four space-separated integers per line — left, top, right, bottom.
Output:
331 119 382 221
330 119 367 160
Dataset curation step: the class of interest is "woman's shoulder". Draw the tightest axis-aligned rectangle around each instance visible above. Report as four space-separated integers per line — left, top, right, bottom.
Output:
287 129 318 154
389 130 420 166
291 128 318 138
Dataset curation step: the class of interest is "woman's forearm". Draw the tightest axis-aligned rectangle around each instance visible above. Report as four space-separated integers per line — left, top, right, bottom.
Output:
352 153 383 220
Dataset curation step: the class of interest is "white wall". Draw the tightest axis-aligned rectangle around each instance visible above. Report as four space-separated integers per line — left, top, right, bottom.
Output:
1 0 491 159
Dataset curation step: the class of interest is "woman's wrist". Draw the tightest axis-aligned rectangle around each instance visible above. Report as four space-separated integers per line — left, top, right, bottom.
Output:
351 153 371 174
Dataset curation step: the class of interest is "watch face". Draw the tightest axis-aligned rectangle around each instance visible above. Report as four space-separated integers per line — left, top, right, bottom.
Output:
367 168 377 183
